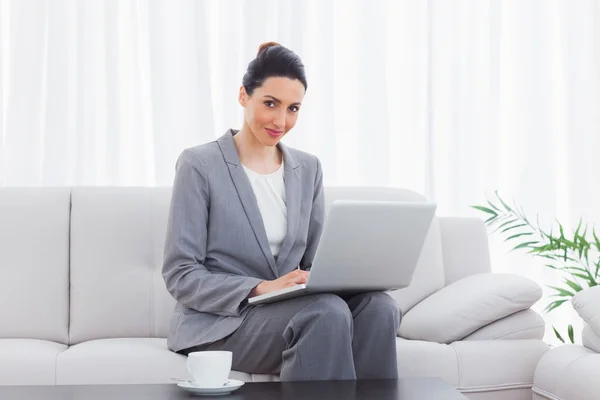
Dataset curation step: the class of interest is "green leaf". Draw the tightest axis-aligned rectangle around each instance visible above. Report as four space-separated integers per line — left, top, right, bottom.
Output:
501 223 528 234
574 218 582 238
492 218 519 234
593 228 600 251
487 200 501 212
495 191 514 212
548 286 575 298
568 324 575 343
511 241 539 252
559 222 565 239
571 273 597 285
472 206 498 216
563 278 583 293
553 326 565 343
506 232 533 241
485 215 497 224
543 299 567 314
564 266 595 281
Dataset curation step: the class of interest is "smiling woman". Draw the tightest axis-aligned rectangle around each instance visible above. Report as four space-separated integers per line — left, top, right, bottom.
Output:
235 42 307 169
161 41 401 381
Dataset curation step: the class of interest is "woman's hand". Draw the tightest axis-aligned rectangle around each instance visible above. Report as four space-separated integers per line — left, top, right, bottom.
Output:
249 269 309 297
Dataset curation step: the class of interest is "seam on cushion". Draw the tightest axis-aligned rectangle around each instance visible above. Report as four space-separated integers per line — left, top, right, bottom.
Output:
54 346 67 384
67 189 73 345
449 342 462 388
582 328 600 351
149 190 155 338
532 385 564 400
489 323 546 340
531 353 597 398
54 351 58 384
457 382 533 392
560 353 595 374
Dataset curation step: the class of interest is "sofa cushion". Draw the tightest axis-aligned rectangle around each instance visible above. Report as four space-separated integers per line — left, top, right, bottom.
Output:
0 188 70 344
463 309 546 341
55 338 188 385
438 217 493 285
54 336 548 396
533 344 600 400
582 324 600 353
388 219 445 315
571 285 600 337
0 339 67 385
69 188 176 344
324 187 445 314
399 273 543 343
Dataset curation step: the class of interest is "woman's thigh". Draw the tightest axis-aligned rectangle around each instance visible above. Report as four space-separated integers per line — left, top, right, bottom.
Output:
202 293 348 374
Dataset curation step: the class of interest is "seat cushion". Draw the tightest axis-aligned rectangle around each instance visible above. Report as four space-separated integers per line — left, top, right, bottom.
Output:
55 338 188 385
50 336 547 394
0 188 70 343
0 339 67 385
533 344 600 400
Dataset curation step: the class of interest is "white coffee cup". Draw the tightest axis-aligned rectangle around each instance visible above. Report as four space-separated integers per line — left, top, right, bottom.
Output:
186 351 232 388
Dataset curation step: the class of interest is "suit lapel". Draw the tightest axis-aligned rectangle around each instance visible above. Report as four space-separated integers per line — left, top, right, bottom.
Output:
275 143 301 270
217 130 278 277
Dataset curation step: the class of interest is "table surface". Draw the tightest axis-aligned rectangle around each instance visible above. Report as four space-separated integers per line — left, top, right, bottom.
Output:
0 378 468 399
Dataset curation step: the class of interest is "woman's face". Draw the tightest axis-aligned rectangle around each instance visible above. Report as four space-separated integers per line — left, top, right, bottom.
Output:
239 76 305 147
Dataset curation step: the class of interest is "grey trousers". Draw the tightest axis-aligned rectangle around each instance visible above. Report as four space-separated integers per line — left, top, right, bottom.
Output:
180 292 401 381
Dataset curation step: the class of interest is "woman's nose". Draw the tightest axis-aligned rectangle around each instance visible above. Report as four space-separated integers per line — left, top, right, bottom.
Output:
273 110 286 129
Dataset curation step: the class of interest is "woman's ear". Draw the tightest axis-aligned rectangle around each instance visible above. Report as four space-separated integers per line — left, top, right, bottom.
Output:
238 86 248 107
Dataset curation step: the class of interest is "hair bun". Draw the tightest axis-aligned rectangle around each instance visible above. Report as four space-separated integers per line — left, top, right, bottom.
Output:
257 41 280 56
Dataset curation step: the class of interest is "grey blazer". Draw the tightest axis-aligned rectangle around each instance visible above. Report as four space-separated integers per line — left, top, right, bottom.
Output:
162 129 325 353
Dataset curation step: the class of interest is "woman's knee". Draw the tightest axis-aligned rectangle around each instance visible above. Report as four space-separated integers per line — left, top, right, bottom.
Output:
363 292 402 322
308 293 353 326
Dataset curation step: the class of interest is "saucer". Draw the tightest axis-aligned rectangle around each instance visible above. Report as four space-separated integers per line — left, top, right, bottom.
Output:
177 379 245 396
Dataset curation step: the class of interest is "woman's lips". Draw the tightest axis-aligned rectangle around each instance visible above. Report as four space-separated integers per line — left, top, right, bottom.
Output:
265 128 283 137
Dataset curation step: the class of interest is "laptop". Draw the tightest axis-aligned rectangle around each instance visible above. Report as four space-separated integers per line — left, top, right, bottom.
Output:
247 199 437 305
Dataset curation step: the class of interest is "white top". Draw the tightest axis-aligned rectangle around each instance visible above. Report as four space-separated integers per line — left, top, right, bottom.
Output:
242 162 287 258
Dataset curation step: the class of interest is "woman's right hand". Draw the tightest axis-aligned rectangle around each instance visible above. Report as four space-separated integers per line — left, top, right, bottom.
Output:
249 269 309 297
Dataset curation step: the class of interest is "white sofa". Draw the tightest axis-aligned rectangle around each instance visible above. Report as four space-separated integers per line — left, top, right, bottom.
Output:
0 186 550 399
533 286 600 400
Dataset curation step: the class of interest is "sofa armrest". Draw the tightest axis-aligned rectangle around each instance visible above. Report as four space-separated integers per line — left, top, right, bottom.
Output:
572 286 600 338
398 273 543 343
438 217 492 285
462 309 546 341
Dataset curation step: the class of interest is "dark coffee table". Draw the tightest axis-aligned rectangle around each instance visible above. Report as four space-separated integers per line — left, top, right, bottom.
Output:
0 378 467 399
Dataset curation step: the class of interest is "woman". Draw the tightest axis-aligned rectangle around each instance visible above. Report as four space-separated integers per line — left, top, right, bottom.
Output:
162 42 400 381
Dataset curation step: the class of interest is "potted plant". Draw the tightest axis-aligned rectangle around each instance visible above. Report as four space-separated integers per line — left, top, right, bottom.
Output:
473 192 599 343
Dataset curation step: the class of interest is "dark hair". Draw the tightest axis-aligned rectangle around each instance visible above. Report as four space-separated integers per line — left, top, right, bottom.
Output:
242 42 308 96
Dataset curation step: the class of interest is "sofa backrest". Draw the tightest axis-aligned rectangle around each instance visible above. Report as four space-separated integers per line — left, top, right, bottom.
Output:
68 187 175 344
1 186 448 343
0 188 70 344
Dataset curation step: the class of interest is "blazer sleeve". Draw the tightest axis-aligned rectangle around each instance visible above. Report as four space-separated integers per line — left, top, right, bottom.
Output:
162 150 263 317
299 156 325 271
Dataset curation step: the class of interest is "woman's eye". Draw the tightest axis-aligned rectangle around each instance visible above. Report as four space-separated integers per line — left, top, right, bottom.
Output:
289 106 299 113
264 101 275 108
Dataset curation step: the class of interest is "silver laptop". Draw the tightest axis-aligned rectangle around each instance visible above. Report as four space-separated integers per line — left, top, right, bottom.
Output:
248 200 437 305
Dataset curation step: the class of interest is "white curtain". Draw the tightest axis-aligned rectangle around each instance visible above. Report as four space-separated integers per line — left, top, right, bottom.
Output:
1 0 599 342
